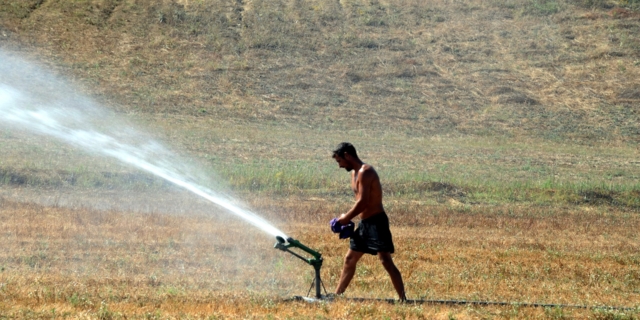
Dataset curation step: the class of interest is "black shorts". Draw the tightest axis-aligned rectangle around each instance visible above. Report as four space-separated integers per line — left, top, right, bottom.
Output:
350 212 395 255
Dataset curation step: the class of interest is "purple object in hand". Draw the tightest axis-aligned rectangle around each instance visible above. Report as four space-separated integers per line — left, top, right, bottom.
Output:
339 221 355 239
330 218 342 233
330 218 355 239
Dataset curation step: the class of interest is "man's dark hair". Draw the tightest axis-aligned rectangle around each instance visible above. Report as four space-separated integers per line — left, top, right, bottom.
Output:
332 142 358 159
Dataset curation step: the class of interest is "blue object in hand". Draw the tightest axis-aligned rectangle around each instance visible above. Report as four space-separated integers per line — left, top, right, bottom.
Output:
330 218 355 239
339 222 354 239
330 218 341 233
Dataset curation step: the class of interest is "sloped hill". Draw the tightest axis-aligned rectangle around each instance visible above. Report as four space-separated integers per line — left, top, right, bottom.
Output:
0 0 639 143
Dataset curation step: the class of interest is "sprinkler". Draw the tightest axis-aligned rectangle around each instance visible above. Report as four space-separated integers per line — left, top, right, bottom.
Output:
274 236 327 299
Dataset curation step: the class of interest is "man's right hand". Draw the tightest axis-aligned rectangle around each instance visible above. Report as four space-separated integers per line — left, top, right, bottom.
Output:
337 214 352 226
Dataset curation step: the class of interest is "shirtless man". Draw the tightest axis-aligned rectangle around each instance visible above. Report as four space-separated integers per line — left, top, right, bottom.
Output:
332 142 406 300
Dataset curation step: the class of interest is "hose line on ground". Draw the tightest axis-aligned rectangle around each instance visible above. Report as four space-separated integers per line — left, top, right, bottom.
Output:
286 296 637 311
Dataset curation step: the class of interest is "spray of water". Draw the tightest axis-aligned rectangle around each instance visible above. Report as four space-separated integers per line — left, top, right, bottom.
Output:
0 51 287 239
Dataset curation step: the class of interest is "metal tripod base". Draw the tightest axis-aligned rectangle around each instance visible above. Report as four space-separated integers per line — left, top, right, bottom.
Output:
288 295 336 303
306 263 327 299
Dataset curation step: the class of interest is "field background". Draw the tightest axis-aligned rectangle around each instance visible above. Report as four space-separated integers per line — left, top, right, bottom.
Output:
1 0 639 318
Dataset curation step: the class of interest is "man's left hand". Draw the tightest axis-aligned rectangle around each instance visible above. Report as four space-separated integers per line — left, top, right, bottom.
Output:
330 216 354 239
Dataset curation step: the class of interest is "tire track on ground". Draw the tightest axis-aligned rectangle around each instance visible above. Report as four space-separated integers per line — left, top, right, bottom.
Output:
24 0 46 19
103 0 125 23
224 0 247 41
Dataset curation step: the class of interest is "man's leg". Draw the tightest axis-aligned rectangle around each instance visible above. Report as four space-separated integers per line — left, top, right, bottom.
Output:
335 249 364 294
378 252 406 300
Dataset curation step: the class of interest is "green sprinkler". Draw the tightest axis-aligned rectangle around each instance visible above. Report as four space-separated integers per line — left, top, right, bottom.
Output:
274 236 326 299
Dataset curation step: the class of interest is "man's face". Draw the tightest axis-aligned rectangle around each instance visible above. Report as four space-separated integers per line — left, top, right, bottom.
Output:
334 155 352 172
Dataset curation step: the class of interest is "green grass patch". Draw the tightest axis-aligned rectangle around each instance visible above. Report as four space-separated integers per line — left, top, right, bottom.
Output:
4 159 637 209
1 129 638 209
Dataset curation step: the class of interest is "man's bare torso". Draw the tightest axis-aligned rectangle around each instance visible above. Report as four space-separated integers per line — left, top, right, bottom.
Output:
352 164 385 220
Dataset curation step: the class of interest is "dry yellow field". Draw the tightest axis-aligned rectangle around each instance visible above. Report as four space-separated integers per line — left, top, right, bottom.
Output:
1 194 638 319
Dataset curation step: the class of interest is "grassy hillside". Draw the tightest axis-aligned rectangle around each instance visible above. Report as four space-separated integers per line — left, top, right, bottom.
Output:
1 0 639 142
1 0 639 207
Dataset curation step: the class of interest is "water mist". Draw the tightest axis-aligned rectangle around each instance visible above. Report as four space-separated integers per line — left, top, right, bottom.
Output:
0 50 287 239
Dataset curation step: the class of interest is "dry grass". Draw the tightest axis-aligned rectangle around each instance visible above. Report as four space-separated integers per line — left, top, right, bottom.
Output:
0 0 639 142
1 196 639 319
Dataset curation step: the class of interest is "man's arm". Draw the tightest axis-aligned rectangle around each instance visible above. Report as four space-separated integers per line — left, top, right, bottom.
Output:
337 168 373 225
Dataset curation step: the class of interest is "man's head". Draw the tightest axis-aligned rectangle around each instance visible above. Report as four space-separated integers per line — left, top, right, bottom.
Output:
332 142 360 171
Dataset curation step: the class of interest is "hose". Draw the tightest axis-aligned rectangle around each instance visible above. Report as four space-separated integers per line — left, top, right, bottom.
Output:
287 296 637 311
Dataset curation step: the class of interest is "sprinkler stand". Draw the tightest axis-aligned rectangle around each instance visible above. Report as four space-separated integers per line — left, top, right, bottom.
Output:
274 236 326 299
